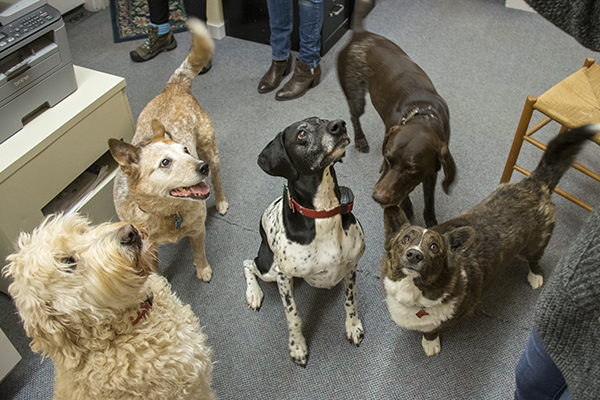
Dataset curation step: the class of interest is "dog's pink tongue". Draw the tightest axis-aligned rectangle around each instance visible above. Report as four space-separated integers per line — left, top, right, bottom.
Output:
170 182 210 197
190 182 210 195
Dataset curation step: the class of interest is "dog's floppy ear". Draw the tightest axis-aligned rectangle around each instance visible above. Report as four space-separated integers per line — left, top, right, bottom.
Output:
384 206 411 251
439 143 456 194
108 138 140 176
4 230 83 369
445 226 476 253
257 131 299 181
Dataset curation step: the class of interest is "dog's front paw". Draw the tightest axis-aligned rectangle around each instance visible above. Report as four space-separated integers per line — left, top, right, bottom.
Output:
289 335 308 367
355 138 370 153
216 198 229 215
196 265 213 282
422 335 441 356
345 318 364 346
246 289 263 311
245 277 264 311
244 260 264 310
527 270 544 290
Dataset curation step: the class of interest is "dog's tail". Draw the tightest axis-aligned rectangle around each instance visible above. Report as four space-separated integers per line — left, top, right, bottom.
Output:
352 0 371 33
528 123 600 192
166 18 214 90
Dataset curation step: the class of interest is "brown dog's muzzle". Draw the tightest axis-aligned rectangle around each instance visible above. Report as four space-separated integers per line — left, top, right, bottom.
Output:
372 186 393 207
372 172 418 208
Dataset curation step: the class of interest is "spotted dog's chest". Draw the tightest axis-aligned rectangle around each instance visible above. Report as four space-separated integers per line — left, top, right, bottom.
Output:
383 276 458 333
262 197 365 289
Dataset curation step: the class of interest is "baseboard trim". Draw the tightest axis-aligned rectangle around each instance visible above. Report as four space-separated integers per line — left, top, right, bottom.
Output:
208 22 226 40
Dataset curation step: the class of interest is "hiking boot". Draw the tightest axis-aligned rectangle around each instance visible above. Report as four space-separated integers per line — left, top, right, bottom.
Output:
130 25 177 62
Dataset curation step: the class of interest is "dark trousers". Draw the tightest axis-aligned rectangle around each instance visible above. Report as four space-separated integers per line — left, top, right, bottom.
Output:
148 0 206 25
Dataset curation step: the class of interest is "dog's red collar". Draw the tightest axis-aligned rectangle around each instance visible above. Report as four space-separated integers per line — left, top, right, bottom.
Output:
416 307 429 318
131 293 154 326
284 185 353 219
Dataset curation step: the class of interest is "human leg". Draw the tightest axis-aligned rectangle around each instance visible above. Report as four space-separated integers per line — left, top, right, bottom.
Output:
181 0 211 74
297 0 323 68
148 0 170 25
275 0 323 100
146 0 171 45
258 0 294 93
267 0 294 61
182 0 207 21
514 328 570 400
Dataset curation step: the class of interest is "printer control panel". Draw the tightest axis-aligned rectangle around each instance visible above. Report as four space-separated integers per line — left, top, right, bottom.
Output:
0 5 61 51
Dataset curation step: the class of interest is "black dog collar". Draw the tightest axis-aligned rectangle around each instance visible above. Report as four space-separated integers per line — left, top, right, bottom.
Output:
400 105 436 125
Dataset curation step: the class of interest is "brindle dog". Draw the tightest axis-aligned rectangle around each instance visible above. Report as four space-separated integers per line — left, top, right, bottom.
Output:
381 124 599 356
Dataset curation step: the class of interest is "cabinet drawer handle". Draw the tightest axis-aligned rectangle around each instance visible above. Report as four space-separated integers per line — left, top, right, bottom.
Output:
329 4 344 17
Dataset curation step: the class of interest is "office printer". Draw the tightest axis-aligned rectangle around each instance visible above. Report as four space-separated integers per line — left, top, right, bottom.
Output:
0 0 77 144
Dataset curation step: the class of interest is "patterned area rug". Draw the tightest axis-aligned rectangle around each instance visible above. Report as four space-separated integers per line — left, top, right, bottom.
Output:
109 0 188 43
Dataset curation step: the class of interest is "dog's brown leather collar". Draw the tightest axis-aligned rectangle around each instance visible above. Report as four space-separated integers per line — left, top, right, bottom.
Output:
401 105 436 125
284 185 353 219
131 293 154 326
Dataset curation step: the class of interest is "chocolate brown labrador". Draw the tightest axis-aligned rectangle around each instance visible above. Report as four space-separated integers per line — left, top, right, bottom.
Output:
337 0 456 227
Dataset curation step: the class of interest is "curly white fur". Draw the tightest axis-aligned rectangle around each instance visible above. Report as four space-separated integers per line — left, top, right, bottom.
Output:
3 214 215 400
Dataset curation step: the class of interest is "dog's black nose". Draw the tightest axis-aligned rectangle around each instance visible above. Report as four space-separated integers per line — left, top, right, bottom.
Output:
119 224 141 247
406 249 423 264
197 162 209 176
328 119 346 135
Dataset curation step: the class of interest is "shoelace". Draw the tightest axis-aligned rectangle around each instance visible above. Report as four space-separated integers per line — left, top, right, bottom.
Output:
141 26 159 50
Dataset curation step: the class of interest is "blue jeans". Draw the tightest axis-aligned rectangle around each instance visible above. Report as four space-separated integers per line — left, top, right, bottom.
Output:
514 328 571 400
267 0 323 69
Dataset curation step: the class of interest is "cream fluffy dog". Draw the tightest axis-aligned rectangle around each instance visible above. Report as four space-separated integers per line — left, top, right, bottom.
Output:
3 214 215 400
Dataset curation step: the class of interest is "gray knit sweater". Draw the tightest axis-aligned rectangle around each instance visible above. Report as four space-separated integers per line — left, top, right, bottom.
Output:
535 205 600 400
525 0 600 51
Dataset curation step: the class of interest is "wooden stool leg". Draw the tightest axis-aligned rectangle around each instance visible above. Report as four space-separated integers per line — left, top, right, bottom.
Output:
500 95 537 183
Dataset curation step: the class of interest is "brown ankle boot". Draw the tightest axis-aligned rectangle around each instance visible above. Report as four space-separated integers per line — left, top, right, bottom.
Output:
275 60 321 101
258 55 293 93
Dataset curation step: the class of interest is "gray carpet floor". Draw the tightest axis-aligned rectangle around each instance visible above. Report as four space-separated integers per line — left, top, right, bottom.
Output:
2 0 600 399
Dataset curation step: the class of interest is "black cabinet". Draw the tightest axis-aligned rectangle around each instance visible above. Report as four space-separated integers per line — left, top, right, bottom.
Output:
222 0 374 57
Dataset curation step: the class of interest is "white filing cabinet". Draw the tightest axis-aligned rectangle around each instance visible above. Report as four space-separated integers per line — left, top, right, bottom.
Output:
0 66 135 293
0 327 21 383
47 0 86 14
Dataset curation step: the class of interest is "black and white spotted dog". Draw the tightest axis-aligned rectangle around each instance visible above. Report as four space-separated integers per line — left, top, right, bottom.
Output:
243 117 366 366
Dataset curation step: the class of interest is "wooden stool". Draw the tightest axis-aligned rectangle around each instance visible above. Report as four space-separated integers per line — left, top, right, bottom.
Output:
500 58 600 211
